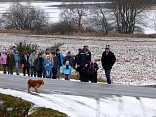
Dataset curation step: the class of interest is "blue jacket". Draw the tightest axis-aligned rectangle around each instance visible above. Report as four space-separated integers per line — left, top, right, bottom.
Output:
12 49 20 62
43 60 53 70
62 65 73 75
55 53 64 67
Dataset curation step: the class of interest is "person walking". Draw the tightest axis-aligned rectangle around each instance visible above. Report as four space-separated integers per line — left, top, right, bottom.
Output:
29 50 37 77
0 50 7 74
89 57 99 83
101 45 116 84
62 61 73 80
34 53 44 78
21 53 30 76
42 48 53 78
43 55 53 78
56 49 64 79
63 51 75 79
12 46 20 75
7 50 15 75
77 45 91 82
51 52 59 79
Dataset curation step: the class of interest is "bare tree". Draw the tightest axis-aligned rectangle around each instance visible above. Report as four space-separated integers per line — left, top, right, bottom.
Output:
3 3 47 31
111 0 148 34
61 0 89 32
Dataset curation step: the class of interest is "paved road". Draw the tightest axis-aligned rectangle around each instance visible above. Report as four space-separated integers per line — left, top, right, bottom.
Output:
0 74 156 98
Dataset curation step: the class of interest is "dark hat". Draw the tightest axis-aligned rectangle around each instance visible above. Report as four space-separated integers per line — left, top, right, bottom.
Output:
105 45 110 49
78 48 82 51
51 52 56 55
38 53 42 56
46 48 50 51
56 49 60 52
68 51 71 54
13 46 16 48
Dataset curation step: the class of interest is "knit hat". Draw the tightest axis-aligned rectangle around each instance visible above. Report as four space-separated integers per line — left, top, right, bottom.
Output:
46 48 50 51
51 52 56 55
78 49 82 51
68 51 71 54
56 49 60 52
13 46 16 48
46 55 50 58
105 45 110 49
83 45 88 47
66 61 69 65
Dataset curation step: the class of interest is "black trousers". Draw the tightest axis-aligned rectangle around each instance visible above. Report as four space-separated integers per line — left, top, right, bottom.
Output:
37 69 43 78
23 67 30 76
52 68 57 79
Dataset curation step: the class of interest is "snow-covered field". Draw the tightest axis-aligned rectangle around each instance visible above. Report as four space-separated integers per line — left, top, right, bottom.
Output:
0 33 156 86
0 88 156 117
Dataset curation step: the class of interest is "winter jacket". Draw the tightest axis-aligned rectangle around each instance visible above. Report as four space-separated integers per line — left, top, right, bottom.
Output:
12 49 20 62
21 56 30 68
43 60 53 71
42 52 53 61
62 65 73 75
52 56 59 69
1 53 7 64
101 51 116 70
29 53 37 66
90 62 99 73
77 49 91 68
34 57 44 71
56 53 64 67
63 56 75 68
74 54 79 67
7 54 15 69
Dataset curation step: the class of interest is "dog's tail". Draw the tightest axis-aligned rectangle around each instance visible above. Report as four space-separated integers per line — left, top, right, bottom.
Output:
27 79 32 86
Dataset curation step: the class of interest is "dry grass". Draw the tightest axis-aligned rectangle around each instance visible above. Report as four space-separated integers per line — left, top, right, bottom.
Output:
1 29 156 38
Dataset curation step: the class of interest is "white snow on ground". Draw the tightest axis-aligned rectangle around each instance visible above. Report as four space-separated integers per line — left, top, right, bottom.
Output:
0 33 156 86
0 88 156 117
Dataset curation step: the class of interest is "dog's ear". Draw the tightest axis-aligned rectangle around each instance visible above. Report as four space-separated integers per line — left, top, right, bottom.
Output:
41 80 44 85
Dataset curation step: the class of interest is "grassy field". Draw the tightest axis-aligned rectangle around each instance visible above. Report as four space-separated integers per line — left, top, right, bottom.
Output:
0 93 67 117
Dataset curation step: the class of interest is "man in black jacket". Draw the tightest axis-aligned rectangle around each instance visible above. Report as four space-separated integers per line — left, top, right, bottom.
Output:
101 45 116 84
21 53 30 76
77 45 91 82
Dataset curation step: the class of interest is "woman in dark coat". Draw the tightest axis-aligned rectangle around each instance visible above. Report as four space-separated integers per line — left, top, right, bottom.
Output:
7 50 15 75
34 53 44 78
89 57 99 83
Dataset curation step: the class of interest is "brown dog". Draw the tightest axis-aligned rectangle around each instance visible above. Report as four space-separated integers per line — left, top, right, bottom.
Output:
27 79 44 93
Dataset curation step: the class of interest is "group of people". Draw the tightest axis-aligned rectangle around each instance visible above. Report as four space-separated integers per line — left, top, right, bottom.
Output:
0 45 116 84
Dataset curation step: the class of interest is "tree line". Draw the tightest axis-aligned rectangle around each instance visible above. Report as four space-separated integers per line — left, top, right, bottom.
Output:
0 0 152 35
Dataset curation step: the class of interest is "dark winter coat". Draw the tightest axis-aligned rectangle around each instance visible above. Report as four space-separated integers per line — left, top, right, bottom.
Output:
52 56 59 69
63 56 75 68
21 56 30 68
7 54 15 69
89 62 99 83
74 54 79 68
90 62 99 73
34 57 44 71
101 51 116 70
77 50 91 68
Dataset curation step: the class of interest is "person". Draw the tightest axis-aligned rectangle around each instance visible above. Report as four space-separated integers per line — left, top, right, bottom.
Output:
0 50 7 74
7 50 15 75
29 50 37 77
63 51 75 79
62 61 73 80
42 48 53 78
89 57 99 83
21 53 30 76
51 52 59 79
74 49 82 69
77 45 91 82
34 53 44 78
56 49 64 79
12 46 20 75
43 55 53 78
101 45 116 84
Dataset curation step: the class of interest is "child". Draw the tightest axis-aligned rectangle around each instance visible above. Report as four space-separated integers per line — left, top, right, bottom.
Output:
89 57 99 83
43 55 53 78
0 50 7 74
62 61 73 80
